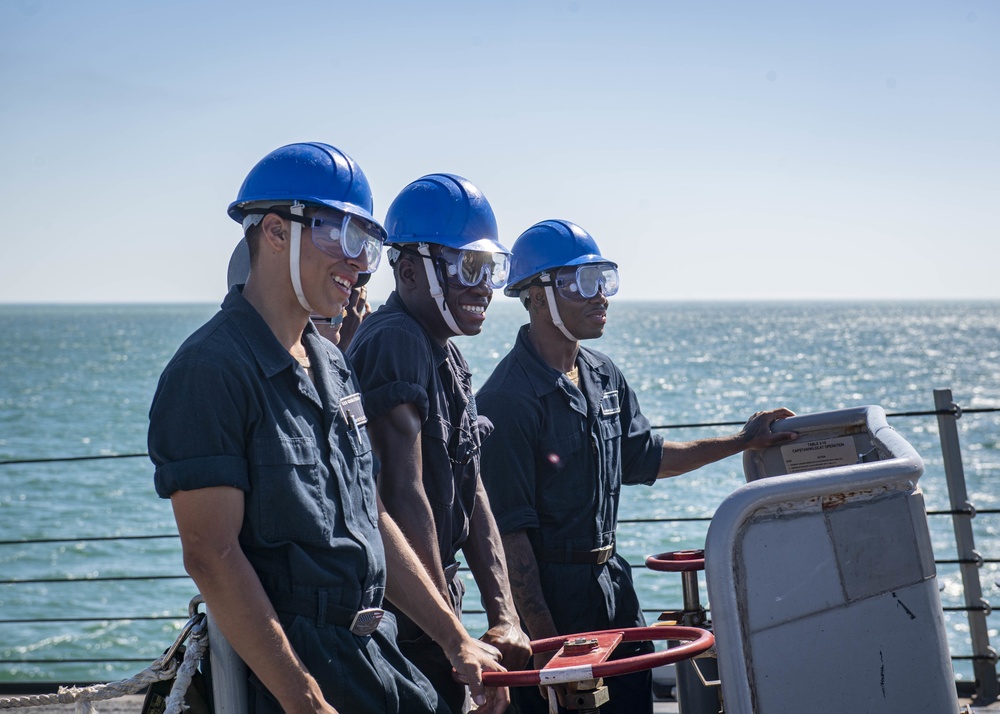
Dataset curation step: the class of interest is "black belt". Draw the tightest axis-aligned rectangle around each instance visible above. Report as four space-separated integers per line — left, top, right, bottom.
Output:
537 544 615 565
269 592 384 636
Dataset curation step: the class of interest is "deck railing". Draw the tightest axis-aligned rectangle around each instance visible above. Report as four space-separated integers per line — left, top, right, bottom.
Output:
1 390 997 700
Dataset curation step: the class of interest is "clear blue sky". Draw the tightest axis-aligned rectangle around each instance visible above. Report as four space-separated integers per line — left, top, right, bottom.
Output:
1 0 996 303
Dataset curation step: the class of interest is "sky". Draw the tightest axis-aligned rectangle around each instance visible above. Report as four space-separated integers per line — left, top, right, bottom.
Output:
1 0 997 303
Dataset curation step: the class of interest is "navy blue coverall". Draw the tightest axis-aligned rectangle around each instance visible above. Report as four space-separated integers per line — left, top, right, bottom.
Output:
347 291 486 712
477 325 664 714
149 287 446 714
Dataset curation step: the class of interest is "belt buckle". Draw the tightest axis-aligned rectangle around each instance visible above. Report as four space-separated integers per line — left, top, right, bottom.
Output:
593 545 613 565
349 607 385 636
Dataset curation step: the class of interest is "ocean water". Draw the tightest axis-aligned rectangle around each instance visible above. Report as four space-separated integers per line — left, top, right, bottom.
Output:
1 300 998 685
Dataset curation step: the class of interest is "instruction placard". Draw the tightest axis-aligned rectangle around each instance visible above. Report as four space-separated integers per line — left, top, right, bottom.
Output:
780 437 858 474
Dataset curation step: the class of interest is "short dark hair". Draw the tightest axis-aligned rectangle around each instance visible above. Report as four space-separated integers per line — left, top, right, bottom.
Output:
245 222 262 263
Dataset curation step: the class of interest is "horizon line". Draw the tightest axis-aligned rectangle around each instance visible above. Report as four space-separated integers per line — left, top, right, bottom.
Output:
1 296 998 308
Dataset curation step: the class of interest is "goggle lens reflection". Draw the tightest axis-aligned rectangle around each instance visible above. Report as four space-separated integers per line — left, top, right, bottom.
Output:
438 247 510 289
553 263 619 300
310 213 384 273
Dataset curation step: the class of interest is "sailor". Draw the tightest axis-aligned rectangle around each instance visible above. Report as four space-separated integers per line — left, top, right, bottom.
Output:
346 174 531 712
149 143 508 714
476 220 796 714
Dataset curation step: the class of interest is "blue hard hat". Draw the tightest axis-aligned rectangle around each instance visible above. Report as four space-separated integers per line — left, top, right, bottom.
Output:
384 174 507 254
227 142 385 237
504 220 616 297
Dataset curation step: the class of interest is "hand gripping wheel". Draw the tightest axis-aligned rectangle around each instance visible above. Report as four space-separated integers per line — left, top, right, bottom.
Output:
480 625 713 688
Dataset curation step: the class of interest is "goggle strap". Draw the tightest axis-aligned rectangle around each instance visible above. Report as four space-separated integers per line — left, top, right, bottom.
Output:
288 203 313 313
416 245 444 300
249 204 315 227
545 285 577 342
417 244 463 336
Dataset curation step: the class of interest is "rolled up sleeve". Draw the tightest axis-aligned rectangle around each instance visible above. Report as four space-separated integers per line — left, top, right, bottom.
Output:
148 356 253 498
349 328 432 423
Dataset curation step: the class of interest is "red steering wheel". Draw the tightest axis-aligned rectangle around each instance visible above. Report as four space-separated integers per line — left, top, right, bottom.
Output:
480 625 713 688
645 549 705 572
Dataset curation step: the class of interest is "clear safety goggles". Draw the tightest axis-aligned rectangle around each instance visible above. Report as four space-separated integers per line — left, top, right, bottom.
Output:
271 207 384 272
552 263 619 300
311 312 344 327
435 246 511 290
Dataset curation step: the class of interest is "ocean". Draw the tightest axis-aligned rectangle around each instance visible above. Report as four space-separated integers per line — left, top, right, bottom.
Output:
1 300 998 685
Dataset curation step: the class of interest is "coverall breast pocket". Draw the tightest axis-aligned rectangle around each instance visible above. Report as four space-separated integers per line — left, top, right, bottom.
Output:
253 436 332 545
343 417 373 458
340 423 378 526
540 428 592 513
598 414 623 492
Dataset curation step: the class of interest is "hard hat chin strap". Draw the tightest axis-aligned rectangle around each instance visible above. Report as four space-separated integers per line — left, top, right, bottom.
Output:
418 243 463 336
542 278 578 342
289 203 313 313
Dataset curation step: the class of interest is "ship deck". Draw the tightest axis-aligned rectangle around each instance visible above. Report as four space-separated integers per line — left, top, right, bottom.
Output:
10 693 1000 714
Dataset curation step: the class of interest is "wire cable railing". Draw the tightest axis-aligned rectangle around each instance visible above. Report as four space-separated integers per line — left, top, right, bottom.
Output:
3 406 993 468
2 403 998 684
